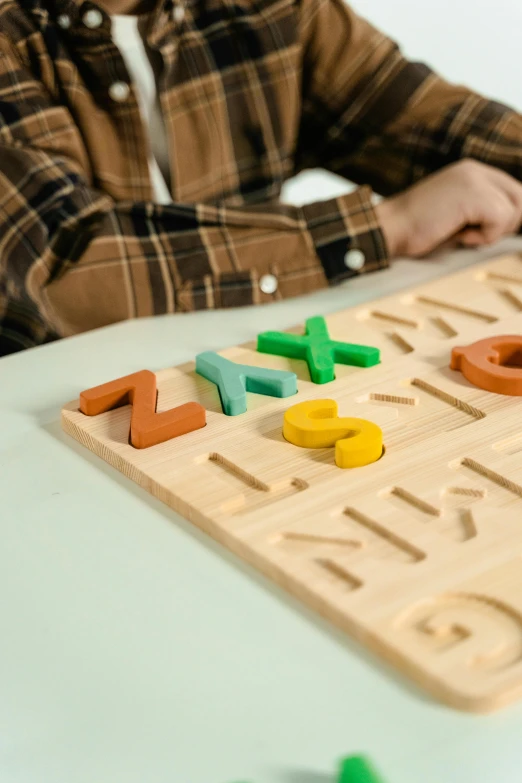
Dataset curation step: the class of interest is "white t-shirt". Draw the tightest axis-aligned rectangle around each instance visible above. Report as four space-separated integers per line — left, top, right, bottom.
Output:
111 14 173 205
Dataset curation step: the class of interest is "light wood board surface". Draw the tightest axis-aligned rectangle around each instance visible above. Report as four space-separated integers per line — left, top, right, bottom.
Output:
62 252 522 713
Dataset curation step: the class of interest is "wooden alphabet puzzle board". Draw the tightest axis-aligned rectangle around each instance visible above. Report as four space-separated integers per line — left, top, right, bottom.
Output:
62 253 522 713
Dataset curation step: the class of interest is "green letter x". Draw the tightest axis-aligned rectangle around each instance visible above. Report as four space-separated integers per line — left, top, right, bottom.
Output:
257 315 380 384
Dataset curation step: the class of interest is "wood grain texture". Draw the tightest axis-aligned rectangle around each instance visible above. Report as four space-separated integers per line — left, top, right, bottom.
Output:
62 253 522 713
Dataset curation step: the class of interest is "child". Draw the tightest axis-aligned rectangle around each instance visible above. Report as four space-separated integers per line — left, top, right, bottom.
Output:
0 0 521 355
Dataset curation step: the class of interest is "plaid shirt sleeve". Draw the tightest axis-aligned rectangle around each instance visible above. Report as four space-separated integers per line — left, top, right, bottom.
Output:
297 0 522 192
0 30 386 354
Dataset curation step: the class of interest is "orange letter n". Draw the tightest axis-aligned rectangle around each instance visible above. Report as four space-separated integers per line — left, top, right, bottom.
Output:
80 370 206 449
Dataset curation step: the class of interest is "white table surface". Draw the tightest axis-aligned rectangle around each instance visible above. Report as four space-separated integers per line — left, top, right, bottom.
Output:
2 237 522 783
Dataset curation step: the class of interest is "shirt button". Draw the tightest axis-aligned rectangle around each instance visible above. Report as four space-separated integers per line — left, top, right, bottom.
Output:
57 14 71 29
259 274 278 295
82 9 104 29
172 5 185 23
108 81 130 102
344 248 366 271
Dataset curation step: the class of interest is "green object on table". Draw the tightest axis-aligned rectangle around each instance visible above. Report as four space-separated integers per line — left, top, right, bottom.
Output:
195 351 297 416
338 755 386 782
257 315 380 384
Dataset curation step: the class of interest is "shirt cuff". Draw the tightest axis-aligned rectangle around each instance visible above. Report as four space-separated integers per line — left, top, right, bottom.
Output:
301 185 390 282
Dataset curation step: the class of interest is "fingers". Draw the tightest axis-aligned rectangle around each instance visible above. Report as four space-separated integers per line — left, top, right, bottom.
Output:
484 166 522 216
486 193 519 238
464 182 522 245
458 227 499 247
468 163 522 235
377 159 522 260
458 206 519 247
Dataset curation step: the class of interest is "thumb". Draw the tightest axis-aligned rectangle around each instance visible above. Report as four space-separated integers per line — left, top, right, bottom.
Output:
457 225 502 247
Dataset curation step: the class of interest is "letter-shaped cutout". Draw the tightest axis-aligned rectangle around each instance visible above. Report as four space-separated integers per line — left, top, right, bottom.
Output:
283 399 383 468
451 335 522 396
195 351 297 416
257 315 380 384
80 370 206 449
395 592 522 673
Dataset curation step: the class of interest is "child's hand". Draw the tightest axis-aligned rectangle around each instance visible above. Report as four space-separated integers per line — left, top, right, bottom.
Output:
376 159 522 258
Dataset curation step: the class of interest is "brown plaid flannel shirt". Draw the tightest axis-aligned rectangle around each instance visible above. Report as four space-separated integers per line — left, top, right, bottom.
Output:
0 0 521 354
